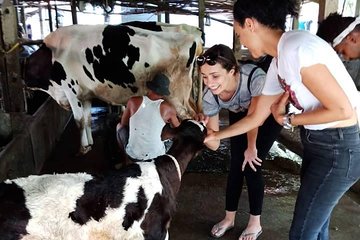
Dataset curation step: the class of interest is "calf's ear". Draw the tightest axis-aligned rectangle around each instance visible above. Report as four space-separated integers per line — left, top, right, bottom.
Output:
161 123 178 140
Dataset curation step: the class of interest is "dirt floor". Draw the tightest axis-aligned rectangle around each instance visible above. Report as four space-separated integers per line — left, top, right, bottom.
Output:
40 107 360 240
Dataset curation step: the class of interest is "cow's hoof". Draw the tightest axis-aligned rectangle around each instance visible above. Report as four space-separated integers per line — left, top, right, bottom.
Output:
77 146 92 155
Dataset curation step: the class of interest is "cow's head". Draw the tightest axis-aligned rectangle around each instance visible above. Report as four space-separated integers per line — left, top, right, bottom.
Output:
162 119 207 152
23 44 53 90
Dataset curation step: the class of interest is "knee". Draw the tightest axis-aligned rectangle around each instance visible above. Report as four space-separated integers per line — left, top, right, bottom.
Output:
116 125 129 147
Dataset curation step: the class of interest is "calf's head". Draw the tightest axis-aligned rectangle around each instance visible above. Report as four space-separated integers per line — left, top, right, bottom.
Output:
163 119 207 157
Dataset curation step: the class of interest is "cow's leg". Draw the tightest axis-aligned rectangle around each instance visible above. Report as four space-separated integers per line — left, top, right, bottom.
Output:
61 86 92 154
83 100 94 146
72 104 92 155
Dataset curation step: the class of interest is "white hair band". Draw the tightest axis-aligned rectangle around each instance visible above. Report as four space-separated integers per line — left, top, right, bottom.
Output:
332 16 360 47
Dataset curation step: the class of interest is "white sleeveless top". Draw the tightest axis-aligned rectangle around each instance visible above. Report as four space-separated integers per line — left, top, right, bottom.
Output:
126 96 166 160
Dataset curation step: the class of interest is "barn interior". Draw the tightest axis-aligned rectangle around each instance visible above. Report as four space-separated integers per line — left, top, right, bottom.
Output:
0 0 360 239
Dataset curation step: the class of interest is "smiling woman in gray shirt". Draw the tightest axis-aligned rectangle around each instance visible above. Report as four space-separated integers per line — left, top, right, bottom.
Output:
197 44 282 240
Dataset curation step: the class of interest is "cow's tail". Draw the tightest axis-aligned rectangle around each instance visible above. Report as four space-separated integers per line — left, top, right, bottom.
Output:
194 41 204 114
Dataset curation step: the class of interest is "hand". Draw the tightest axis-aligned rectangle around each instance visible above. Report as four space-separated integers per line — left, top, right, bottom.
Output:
194 113 209 125
194 113 209 122
242 147 262 172
270 92 289 125
204 129 217 143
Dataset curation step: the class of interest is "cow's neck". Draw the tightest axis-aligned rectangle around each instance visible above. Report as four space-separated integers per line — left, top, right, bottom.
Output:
167 140 198 177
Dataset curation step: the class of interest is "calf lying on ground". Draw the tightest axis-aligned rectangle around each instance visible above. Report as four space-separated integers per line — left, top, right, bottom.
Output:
0 120 206 240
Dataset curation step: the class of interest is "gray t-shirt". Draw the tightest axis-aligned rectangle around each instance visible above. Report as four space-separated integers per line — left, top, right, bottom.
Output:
202 64 266 117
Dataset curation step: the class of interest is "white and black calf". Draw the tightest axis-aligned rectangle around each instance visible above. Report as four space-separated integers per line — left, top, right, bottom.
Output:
0 120 206 240
24 21 203 154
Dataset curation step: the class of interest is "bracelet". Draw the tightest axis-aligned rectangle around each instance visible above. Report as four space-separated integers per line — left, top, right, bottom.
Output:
282 112 295 131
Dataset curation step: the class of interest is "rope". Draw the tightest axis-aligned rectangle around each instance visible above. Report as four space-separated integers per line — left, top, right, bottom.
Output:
0 42 20 55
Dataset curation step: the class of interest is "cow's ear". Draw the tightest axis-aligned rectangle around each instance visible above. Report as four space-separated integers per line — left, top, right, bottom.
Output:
161 123 178 140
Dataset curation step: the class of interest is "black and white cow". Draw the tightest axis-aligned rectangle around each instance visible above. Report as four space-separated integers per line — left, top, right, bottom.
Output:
24 22 203 154
0 120 206 240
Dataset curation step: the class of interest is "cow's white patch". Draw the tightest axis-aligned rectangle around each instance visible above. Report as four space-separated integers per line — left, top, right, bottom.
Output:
12 166 163 240
165 154 181 180
12 173 93 239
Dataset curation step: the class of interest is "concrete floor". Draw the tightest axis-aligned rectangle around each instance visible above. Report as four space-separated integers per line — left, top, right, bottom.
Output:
41 107 360 240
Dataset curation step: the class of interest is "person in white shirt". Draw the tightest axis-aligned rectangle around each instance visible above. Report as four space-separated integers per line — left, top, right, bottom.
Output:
116 73 180 166
205 0 360 239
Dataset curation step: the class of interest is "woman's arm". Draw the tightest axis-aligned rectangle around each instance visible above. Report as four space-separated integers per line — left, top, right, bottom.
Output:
204 113 220 150
271 64 355 127
205 94 282 143
246 96 260 149
244 96 262 171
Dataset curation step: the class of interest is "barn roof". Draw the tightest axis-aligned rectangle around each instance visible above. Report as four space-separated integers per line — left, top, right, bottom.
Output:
19 0 235 25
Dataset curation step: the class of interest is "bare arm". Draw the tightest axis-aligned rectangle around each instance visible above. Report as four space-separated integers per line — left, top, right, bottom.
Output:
246 96 260 150
204 114 220 151
205 94 282 143
120 101 132 127
243 96 263 171
160 101 180 128
119 97 143 127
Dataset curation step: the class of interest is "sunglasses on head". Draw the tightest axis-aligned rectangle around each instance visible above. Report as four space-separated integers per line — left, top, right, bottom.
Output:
196 54 230 66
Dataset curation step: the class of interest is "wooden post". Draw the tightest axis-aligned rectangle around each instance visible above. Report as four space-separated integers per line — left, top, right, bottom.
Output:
39 5 44 38
158 0 163 22
0 0 25 141
54 0 60 29
198 0 205 32
0 0 24 113
70 0 78 24
318 0 339 22
355 0 360 15
47 0 53 32
164 1 170 23
19 5 26 36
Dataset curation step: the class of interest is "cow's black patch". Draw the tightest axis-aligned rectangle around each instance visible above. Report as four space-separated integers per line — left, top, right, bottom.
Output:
68 83 72 89
123 186 148 230
93 45 103 59
82 25 140 91
129 85 138 93
144 62 149 68
85 48 94 64
122 21 163 32
24 44 53 90
77 101 81 107
51 61 67 85
69 164 142 225
72 88 77 95
83 65 95 81
71 79 75 85
187 42 197 68
0 182 30 239
141 193 171 240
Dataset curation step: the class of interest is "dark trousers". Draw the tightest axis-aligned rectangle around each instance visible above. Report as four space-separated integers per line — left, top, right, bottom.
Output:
225 111 282 215
289 125 360 239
